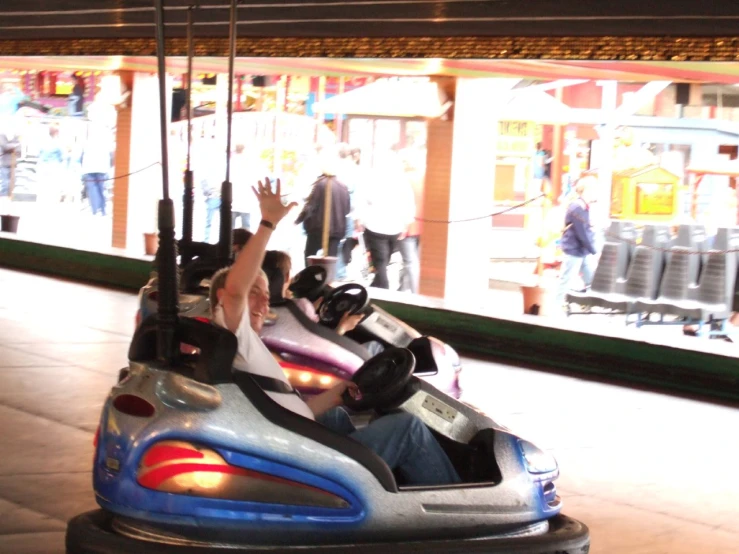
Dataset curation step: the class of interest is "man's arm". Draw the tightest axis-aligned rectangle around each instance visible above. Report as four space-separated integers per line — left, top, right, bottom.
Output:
571 204 596 255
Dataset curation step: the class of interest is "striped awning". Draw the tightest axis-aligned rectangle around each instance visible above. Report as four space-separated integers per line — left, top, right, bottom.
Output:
0 57 738 84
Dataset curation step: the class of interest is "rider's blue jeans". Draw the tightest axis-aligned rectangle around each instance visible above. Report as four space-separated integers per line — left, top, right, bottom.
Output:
317 407 461 486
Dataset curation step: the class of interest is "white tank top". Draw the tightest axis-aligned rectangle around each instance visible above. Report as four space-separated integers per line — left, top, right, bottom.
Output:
212 305 315 420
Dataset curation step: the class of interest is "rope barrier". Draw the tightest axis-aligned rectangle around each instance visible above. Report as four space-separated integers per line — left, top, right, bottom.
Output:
88 166 738 255
100 162 161 182
415 193 547 224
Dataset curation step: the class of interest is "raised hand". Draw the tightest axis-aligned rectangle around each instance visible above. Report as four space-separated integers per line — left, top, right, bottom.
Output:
252 177 297 227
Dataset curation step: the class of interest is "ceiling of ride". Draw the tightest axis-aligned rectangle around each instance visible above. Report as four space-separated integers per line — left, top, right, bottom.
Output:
0 0 738 40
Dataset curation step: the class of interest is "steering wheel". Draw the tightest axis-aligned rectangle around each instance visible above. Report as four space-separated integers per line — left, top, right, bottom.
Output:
180 257 223 293
342 347 416 412
288 266 328 300
318 283 369 329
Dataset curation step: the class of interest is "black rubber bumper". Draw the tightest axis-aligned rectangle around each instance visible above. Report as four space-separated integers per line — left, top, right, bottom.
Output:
66 509 590 554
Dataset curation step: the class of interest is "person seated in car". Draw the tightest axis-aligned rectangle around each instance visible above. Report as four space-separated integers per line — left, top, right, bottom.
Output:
209 177 460 486
264 250 362 331
262 250 293 304
263 250 384 354
232 228 253 256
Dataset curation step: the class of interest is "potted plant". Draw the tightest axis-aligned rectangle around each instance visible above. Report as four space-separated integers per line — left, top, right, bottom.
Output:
0 198 20 233
143 198 159 255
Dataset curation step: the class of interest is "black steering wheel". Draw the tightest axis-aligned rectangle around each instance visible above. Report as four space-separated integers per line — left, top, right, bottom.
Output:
180 257 223 293
318 283 369 329
342 347 416 412
288 266 328 300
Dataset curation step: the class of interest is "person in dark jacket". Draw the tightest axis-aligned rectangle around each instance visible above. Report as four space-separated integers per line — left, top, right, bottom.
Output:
295 169 351 264
556 176 598 307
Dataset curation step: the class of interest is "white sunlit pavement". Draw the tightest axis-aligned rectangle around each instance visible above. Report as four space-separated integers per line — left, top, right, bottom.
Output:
0 267 737 553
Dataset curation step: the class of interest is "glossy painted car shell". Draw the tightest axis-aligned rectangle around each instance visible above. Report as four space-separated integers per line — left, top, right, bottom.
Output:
91 360 560 547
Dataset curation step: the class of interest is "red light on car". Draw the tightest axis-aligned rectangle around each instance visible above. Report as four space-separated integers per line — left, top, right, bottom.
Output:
93 425 100 448
137 441 350 509
277 360 339 390
193 316 210 324
142 443 204 468
112 394 155 418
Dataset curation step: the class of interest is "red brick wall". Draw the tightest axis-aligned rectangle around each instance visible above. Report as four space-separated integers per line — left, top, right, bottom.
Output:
419 118 453 298
112 71 133 250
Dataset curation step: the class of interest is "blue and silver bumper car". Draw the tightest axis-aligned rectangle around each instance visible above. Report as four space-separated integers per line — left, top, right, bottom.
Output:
66 316 589 553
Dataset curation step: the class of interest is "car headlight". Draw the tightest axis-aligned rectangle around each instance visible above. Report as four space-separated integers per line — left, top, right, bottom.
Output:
518 440 558 475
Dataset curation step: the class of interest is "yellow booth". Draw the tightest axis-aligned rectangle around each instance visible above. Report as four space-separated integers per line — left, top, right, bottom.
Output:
610 165 680 221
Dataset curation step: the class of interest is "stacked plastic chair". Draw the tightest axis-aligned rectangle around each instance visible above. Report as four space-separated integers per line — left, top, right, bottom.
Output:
566 224 670 318
634 226 739 336
565 221 637 314
632 224 705 326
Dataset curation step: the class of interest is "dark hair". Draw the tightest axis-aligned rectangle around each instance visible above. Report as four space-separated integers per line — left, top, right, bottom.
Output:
262 250 292 304
232 228 253 252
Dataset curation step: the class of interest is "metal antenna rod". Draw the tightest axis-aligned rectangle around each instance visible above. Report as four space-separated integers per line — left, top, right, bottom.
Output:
217 0 237 262
181 3 196 264
186 6 194 171
225 0 236 183
154 0 179 365
154 0 170 201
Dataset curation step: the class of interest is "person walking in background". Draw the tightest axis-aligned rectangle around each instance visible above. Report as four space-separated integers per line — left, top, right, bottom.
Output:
395 144 423 294
532 142 552 191
354 148 415 290
63 136 84 203
198 141 223 243
556 176 598 308
335 144 363 281
80 131 112 216
37 125 65 203
295 152 351 264
68 74 86 117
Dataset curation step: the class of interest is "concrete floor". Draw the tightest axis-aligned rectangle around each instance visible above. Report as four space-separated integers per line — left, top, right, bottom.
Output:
0 268 737 553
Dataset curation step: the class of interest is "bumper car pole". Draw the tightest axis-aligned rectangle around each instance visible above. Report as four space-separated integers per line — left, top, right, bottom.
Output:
217 0 238 264
153 0 180 365
181 5 196 266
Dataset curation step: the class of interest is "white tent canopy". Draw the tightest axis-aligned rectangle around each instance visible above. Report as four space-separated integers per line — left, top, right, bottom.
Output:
503 88 573 125
313 78 576 124
687 159 739 177
312 78 452 118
